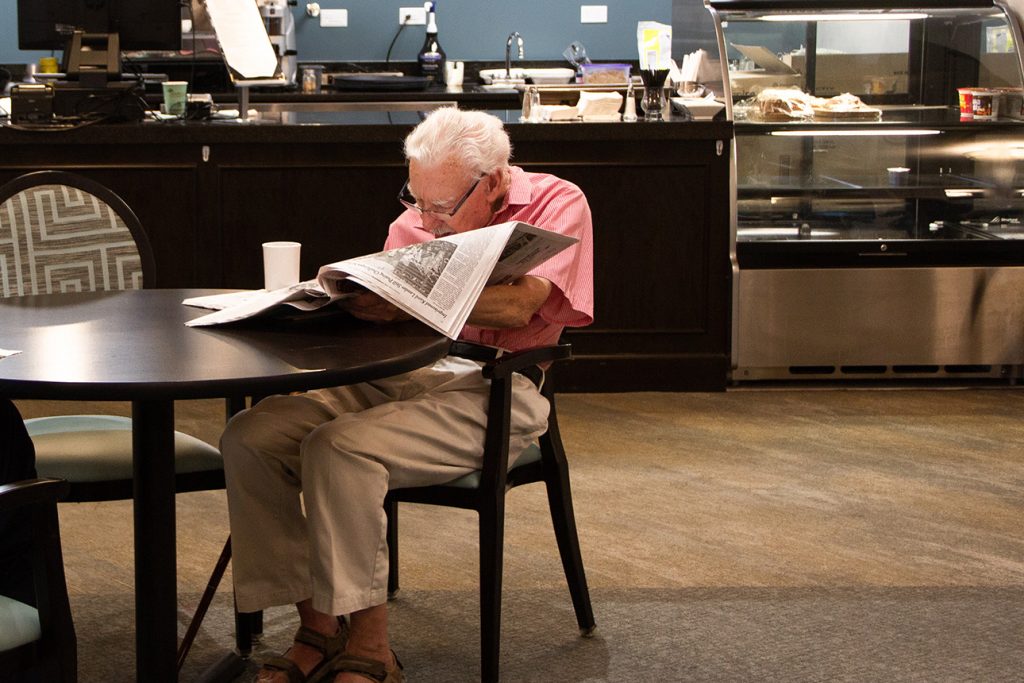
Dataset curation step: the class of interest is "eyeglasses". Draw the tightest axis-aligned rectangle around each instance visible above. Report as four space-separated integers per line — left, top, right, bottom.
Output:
398 177 482 219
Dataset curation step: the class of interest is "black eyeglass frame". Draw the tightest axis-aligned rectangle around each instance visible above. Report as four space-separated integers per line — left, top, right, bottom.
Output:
398 176 482 218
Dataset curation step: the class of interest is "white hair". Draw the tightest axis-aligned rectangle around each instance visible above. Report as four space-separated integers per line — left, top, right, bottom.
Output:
403 107 512 177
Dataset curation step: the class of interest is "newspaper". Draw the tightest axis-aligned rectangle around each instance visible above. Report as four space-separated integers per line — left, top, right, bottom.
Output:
183 221 577 338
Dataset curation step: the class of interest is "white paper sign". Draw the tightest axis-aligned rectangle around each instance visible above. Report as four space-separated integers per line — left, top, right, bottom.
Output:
204 0 280 79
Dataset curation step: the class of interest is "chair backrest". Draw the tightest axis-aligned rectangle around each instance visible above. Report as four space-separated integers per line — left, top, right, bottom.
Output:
0 171 155 298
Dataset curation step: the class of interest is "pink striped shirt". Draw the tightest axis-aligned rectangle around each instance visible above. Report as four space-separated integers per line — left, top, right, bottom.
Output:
385 166 594 352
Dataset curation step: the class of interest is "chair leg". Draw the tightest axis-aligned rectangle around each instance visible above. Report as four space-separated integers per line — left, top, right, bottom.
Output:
478 498 506 683
178 535 233 672
543 457 596 635
234 606 263 656
385 498 400 599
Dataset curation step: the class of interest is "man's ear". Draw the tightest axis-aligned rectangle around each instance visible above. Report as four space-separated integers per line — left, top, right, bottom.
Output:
484 167 509 200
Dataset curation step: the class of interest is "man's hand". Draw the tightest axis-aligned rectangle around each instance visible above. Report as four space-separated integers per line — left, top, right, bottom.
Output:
340 290 410 323
468 275 552 329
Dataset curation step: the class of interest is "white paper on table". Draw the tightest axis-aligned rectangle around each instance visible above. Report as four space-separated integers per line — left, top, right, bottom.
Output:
182 290 266 311
0 348 22 359
182 280 339 326
204 0 280 79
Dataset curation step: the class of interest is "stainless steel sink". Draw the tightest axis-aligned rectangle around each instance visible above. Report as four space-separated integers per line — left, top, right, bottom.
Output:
473 83 524 93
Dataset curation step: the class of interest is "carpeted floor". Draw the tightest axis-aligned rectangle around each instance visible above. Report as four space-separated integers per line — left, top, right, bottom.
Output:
16 388 1024 682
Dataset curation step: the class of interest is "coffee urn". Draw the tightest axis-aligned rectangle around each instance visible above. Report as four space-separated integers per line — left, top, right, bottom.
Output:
257 0 297 85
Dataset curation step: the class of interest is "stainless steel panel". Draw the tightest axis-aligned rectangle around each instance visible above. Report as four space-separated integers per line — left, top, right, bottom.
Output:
250 101 452 113
734 266 1024 375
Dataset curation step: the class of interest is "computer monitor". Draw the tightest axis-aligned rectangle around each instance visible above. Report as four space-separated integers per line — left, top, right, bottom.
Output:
17 0 181 52
18 0 181 88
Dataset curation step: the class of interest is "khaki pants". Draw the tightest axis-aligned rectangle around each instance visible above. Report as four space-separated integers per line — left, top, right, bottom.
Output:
221 356 549 616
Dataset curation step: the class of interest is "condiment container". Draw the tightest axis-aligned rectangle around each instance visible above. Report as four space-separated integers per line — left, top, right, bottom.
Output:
581 63 631 85
971 88 1000 120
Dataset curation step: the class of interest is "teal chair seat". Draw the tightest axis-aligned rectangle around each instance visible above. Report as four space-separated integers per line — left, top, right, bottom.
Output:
27 415 222 484
0 596 40 652
442 443 543 490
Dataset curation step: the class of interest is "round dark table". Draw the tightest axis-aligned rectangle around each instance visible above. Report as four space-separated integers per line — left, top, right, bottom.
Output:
0 289 450 682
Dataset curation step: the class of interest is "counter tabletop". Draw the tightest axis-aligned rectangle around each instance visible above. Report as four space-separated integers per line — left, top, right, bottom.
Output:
0 110 731 145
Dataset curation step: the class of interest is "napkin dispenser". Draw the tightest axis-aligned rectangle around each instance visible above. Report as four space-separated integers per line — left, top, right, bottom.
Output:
577 90 623 121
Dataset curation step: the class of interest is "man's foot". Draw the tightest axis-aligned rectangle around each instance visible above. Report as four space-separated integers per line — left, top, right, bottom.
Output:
257 619 349 683
330 649 404 683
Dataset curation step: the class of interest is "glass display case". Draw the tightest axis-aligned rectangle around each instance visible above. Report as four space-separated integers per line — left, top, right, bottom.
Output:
706 0 1024 381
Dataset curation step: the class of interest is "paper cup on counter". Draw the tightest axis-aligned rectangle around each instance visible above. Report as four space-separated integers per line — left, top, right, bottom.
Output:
161 81 188 117
262 241 301 291
971 88 1000 120
445 61 465 88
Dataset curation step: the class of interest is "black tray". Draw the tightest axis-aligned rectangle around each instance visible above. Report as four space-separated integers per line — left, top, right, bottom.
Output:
328 75 432 92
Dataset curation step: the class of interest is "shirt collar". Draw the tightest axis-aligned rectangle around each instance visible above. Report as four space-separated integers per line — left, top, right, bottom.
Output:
503 166 531 210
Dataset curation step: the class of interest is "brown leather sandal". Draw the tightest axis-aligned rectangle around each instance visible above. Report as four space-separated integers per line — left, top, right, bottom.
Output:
326 650 405 682
259 619 350 683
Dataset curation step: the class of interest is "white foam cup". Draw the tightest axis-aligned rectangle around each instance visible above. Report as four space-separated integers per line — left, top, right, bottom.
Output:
262 241 301 291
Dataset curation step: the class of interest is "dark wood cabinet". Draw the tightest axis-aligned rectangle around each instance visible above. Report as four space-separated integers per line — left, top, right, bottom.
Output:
0 117 732 390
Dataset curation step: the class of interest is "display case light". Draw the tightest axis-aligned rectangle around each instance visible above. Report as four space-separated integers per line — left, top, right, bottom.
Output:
760 13 929 22
769 129 941 137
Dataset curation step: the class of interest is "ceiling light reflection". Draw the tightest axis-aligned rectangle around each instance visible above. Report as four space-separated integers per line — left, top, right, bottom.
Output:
760 13 929 22
34 321 101 382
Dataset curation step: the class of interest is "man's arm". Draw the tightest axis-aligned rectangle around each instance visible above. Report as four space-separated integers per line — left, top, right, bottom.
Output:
341 275 551 328
339 291 411 323
466 275 551 329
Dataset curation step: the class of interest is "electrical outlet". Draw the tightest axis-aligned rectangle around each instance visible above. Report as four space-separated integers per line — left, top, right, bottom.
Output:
320 8 348 27
399 7 427 25
580 5 608 23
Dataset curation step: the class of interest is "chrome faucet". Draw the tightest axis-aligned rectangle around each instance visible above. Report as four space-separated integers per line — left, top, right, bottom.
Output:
505 32 524 79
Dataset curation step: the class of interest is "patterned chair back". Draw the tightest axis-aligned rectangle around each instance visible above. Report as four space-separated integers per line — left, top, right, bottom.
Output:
0 172 154 298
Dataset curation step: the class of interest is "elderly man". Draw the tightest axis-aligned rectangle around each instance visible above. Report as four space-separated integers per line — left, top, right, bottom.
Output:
222 107 593 683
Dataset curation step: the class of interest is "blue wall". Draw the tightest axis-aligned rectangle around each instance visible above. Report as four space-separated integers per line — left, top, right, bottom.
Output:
0 1 672 65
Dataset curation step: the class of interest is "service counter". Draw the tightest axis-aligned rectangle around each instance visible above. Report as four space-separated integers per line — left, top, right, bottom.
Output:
0 112 733 391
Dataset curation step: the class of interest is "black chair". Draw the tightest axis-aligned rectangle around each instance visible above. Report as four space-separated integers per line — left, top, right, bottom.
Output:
384 341 596 682
0 171 241 669
0 478 77 683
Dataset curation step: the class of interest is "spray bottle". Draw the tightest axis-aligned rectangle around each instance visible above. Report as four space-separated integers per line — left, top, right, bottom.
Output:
417 2 447 84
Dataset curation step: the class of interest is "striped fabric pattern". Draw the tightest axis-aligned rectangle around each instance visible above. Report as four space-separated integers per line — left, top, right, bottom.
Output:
0 184 144 297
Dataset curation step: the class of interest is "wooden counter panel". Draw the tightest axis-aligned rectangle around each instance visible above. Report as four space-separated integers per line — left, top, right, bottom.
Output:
217 165 406 288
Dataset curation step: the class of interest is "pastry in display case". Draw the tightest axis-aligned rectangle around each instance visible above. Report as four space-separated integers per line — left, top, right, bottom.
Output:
706 0 1024 382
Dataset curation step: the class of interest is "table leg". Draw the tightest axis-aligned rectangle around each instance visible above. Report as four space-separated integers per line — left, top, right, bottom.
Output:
132 399 178 682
